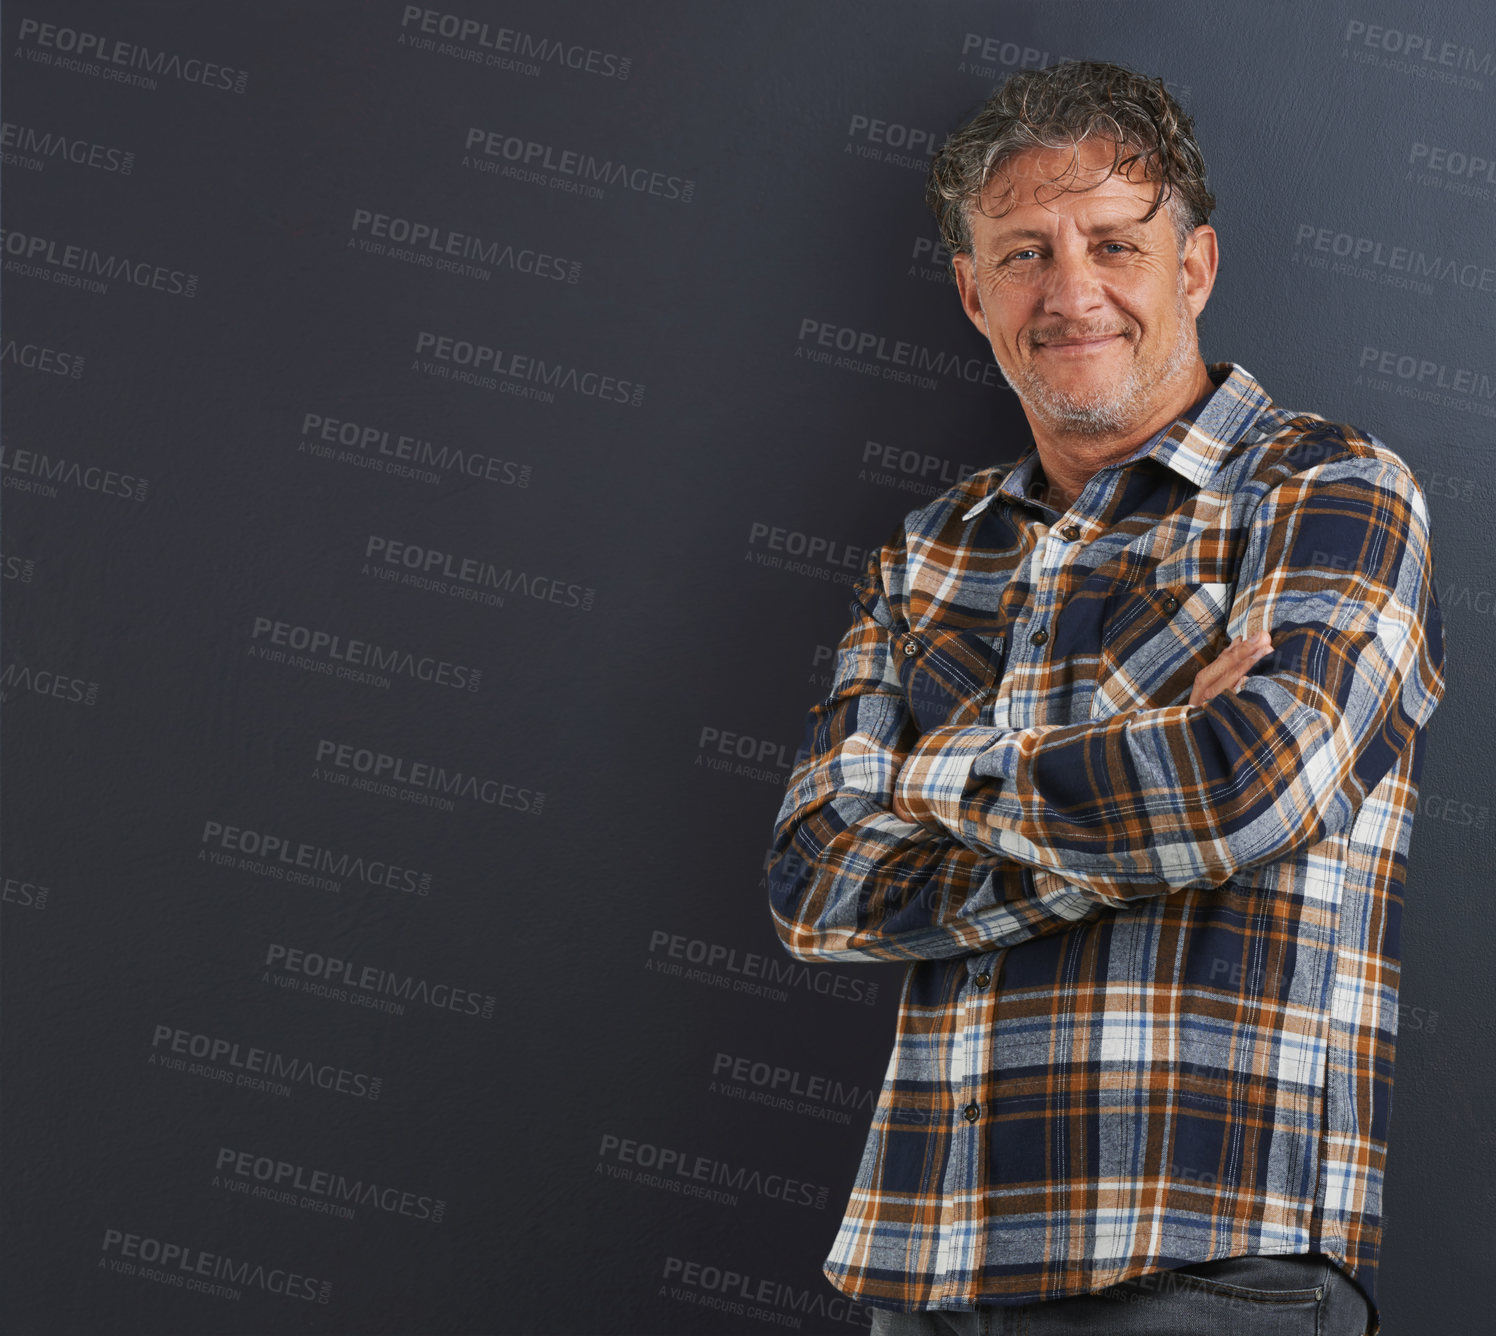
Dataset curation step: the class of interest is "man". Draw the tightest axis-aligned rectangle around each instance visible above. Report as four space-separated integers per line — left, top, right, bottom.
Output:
767 60 1444 1336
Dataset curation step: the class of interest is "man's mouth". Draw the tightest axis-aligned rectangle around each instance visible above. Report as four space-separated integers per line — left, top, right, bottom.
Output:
1033 333 1125 355
1026 318 1134 353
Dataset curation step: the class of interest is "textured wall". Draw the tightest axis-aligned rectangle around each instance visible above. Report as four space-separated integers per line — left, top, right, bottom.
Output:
2 2 1489 1332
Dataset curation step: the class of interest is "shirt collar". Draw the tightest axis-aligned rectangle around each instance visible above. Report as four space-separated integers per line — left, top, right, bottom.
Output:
963 362 1274 520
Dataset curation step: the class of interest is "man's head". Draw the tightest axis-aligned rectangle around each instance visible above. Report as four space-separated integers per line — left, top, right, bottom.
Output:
927 61 1219 442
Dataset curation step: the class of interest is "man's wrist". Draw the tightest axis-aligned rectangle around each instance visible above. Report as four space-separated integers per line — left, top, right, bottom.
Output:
893 725 1009 833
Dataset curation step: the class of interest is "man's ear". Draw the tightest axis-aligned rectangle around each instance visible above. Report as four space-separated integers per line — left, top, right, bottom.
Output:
1181 225 1218 317
951 252 990 337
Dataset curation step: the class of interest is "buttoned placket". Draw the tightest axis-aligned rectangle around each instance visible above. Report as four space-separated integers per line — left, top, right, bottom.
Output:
931 951 1015 1297
986 501 1092 733
930 494 1094 1301
931 946 997 1294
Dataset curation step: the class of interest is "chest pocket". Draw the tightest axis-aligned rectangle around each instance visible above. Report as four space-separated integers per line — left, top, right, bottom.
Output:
1091 580 1233 719
893 623 1007 732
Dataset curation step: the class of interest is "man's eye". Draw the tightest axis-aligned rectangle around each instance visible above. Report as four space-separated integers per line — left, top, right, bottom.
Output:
1100 242 1130 254
1009 249 1040 262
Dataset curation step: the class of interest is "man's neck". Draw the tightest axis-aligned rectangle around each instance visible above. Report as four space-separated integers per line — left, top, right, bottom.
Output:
1030 359 1217 512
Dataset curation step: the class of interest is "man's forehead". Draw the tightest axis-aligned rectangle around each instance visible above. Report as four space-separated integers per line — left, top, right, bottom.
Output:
994 142 1152 194
974 179 1159 235
998 136 1148 182
972 144 1163 230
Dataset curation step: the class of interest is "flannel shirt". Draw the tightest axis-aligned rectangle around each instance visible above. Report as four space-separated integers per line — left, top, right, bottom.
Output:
766 363 1446 1336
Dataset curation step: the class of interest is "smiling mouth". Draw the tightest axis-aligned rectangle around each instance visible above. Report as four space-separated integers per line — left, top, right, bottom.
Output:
1034 334 1124 354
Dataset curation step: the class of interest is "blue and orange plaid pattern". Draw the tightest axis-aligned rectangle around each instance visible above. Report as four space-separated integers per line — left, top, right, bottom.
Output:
767 363 1446 1336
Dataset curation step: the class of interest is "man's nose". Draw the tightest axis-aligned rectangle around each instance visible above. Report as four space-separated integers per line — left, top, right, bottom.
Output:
1039 254 1105 319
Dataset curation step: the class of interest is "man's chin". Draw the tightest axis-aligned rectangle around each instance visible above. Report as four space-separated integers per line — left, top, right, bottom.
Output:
1033 404 1130 434
1018 377 1136 431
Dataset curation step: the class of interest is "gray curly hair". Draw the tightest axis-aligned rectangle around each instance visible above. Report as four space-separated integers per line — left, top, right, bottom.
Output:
925 60 1215 266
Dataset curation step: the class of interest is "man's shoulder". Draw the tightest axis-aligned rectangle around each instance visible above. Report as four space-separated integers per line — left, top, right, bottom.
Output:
1236 401 1422 503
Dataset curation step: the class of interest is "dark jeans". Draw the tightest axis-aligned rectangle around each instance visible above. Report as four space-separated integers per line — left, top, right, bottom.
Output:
867 1253 1372 1335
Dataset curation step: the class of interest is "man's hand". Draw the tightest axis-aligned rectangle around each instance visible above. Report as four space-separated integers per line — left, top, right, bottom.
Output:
1189 630 1273 707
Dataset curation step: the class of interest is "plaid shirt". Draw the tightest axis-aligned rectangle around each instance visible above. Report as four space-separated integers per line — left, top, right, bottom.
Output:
767 363 1445 1335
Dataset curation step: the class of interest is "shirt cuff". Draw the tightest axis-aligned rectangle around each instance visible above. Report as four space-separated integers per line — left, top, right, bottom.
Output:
895 725 1129 909
971 730 1024 782
894 725 1010 842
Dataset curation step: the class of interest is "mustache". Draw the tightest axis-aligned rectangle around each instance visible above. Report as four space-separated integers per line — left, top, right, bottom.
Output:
1026 321 1136 349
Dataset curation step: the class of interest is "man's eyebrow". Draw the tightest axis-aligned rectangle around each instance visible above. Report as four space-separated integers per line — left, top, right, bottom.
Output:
986 227 1050 246
1085 219 1150 237
986 218 1152 246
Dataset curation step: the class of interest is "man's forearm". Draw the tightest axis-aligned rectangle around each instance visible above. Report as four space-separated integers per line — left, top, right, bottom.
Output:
768 780 1110 963
893 461 1445 900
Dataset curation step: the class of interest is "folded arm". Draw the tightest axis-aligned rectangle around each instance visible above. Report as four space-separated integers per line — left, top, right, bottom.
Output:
894 456 1447 903
766 548 1111 964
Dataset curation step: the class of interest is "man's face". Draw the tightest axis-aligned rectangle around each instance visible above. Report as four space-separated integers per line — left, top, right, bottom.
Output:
951 137 1216 436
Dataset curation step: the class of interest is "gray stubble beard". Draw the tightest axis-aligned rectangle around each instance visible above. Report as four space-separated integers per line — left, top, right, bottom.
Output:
1001 276 1197 436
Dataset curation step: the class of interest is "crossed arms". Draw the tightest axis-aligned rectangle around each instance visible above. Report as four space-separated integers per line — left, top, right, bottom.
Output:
766 456 1446 963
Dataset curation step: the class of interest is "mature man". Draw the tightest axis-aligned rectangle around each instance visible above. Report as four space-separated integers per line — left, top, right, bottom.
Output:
767 61 1445 1336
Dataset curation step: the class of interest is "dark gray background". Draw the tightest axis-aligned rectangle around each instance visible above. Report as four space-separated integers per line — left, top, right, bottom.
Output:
2 1 1491 1332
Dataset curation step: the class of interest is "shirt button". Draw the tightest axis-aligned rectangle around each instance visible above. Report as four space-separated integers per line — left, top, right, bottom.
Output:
902 637 918 656
963 1102 981 1123
1030 628 1048 646
974 971 991 989
1062 524 1080 541
1163 594 1180 614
